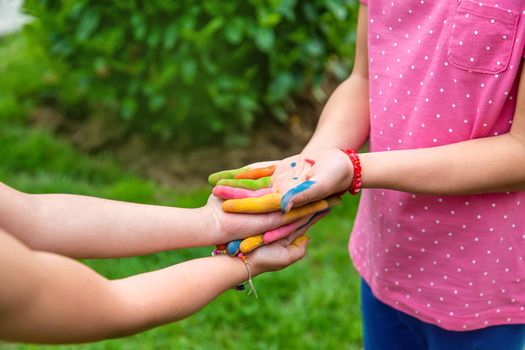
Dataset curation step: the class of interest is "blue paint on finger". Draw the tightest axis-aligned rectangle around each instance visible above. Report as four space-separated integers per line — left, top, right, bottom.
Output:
293 177 298 180
290 162 297 168
280 180 316 212
226 240 242 256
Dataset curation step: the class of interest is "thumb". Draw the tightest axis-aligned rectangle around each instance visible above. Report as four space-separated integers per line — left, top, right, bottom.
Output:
287 236 310 262
280 175 330 213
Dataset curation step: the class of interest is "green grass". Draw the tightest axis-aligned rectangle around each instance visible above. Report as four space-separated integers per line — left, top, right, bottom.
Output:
0 125 364 349
0 33 363 350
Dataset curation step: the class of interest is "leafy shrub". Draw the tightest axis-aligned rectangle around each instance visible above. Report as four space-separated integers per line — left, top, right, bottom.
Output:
24 0 358 147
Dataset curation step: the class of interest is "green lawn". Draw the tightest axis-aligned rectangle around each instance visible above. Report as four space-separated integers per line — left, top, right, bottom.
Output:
0 34 363 350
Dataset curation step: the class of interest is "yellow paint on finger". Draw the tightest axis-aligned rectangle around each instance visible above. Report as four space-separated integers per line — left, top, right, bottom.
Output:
240 234 265 254
292 236 310 247
283 200 328 222
222 193 282 213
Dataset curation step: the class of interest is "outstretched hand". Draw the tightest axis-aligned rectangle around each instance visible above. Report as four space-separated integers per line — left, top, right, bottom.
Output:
205 194 287 244
272 148 354 212
249 208 328 275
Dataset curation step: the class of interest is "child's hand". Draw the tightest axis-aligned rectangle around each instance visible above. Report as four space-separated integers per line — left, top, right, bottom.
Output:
272 148 354 212
248 209 327 275
204 194 286 244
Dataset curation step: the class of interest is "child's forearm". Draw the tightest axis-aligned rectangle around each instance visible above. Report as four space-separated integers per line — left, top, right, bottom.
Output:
362 66 525 195
361 133 525 195
112 255 249 334
0 185 214 258
0 232 249 344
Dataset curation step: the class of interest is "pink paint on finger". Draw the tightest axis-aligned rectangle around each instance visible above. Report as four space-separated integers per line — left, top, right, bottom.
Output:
212 186 272 200
263 217 310 244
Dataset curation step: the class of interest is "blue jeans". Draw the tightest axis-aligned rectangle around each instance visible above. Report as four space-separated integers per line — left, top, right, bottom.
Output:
361 280 525 350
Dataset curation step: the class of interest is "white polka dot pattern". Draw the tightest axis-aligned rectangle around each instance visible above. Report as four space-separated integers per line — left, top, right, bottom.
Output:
351 0 525 331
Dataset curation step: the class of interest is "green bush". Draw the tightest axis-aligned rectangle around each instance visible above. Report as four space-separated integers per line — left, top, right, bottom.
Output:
24 0 358 147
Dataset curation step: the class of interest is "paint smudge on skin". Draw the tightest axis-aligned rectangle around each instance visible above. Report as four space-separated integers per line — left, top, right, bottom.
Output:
305 159 316 166
293 177 298 180
290 162 297 168
280 180 316 212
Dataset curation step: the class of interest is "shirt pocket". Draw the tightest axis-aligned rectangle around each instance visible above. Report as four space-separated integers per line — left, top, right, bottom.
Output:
447 0 519 74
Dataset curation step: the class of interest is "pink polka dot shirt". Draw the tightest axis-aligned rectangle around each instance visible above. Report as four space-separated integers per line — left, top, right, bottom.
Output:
350 0 525 331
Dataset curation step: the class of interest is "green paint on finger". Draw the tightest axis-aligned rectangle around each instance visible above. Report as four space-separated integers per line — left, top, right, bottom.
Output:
217 176 271 190
208 167 248 186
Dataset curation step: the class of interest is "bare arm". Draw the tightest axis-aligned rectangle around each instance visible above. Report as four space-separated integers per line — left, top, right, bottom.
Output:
0 228 309 344
0 183 294 259
272 4 525 208
360 65 525 194
302 4 370 154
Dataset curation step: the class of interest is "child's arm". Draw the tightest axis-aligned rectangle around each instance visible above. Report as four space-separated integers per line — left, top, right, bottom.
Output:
0 227 310 344
274 65 525 207
272 5 370 195
0 182 291 258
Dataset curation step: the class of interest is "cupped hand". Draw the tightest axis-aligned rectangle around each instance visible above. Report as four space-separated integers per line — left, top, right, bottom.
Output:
205 194 286 245
272 148 354 212
248 209 328 275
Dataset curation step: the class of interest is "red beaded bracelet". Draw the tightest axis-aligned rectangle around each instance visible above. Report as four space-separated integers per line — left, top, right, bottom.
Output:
341 148 362 195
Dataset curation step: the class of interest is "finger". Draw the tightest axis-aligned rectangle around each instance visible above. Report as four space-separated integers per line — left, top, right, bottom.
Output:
280 172 338 213
246 160 279 169
222 193 282 213
239 234 265 254
217 176 272 190
283 209 330 245
235 165 276 180
262 215 313 244
283 199 328 222
325 195 343 208
226 239 242 256
285 236 310 263
208 166 249 186
212 186 273 200
280 180 317 212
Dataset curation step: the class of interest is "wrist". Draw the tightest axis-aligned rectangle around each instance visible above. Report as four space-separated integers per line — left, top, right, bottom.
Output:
199 205 222 246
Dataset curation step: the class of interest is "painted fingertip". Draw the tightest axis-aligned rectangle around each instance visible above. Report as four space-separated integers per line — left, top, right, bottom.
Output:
280 180 317 212
284 200 294 213
293 236 310 247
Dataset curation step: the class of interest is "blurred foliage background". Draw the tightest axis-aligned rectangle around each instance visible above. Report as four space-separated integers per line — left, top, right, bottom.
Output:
21 0 358 147
0 0 362 348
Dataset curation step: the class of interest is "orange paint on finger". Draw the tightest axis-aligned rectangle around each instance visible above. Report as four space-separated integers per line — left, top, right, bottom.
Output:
234 165 276 180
